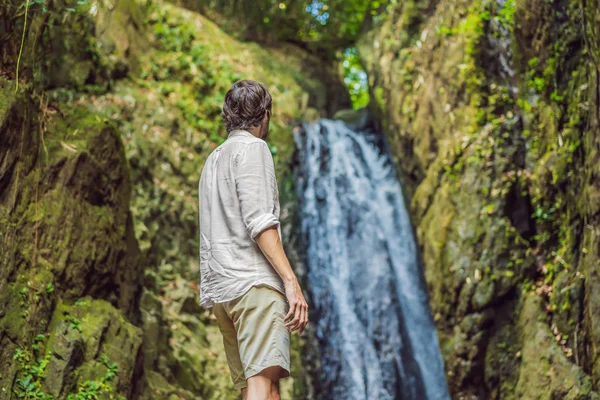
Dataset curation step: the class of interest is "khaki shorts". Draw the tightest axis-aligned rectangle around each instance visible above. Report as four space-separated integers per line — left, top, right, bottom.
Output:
212 283 291 390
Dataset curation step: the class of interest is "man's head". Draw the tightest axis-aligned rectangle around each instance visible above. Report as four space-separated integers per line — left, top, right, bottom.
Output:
221 79 272 140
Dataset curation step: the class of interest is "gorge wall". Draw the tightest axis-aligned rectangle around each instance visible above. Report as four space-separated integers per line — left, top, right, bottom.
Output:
358 0 600 398
0 0 347 398
4 0 600 398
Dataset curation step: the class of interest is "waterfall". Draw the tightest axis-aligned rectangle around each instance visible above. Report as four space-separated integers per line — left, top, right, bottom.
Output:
293 119 450 400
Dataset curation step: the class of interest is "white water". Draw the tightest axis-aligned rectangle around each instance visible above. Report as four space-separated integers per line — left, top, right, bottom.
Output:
293 119 450 400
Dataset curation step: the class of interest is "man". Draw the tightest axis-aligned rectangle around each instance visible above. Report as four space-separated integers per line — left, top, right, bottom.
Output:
198 79 309 400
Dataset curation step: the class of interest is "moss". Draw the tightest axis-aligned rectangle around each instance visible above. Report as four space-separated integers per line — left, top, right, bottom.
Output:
141 370 197 400
41 104 115 165
41 297 143 398
0 79 17 127
550 270 585 341
0 275 32 341
514 294 598 400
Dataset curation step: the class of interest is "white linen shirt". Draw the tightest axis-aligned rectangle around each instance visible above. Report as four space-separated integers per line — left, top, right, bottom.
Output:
198 128 285 308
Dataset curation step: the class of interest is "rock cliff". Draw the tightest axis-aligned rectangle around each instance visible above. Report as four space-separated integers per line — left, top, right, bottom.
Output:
0 0 347 398
358 0 600 398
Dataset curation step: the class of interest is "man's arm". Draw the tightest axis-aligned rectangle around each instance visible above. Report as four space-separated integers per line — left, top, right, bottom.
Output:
234 141 308 334
255 227 308 335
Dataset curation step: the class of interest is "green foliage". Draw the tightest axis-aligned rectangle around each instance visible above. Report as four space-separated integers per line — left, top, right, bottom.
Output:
23 0 88 14
9 0 92 92
495 0 515 30
141 5 241 141
11 330 124 400
12 342 53 400
533 205 556 223
66 315 83 333
66 354 121 400
342 47 369 109
197 0 384 59
18 285 32 318
525 43 561 100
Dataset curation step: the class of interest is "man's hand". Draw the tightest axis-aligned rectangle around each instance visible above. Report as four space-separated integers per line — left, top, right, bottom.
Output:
283 277 309 335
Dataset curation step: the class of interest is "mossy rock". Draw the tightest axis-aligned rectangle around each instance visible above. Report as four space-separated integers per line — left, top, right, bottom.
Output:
358 0 600 396
22 0 150 89
42 297 143 399
514 294 599 399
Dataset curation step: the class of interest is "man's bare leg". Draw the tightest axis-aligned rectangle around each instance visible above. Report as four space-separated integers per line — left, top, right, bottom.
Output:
245 366 283 400
270 379 280 400
241 376 280 400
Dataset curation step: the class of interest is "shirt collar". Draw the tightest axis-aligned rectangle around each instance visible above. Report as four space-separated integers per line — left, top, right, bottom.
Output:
227 129 257 139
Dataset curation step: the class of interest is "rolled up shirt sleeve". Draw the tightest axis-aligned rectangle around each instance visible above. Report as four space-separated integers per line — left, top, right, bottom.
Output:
234 141 280 242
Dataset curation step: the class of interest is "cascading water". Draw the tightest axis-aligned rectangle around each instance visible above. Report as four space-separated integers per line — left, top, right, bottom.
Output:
293 119 450 400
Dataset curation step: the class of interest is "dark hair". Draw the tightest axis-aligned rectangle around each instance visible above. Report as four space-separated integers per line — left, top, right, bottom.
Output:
221 80 272 132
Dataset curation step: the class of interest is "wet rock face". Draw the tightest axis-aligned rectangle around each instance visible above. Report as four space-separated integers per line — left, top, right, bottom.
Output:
0 88 142 317
0 82 144 399
358 0 600 398
30 0 149 89
0 3 153 397
41 298 144 398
